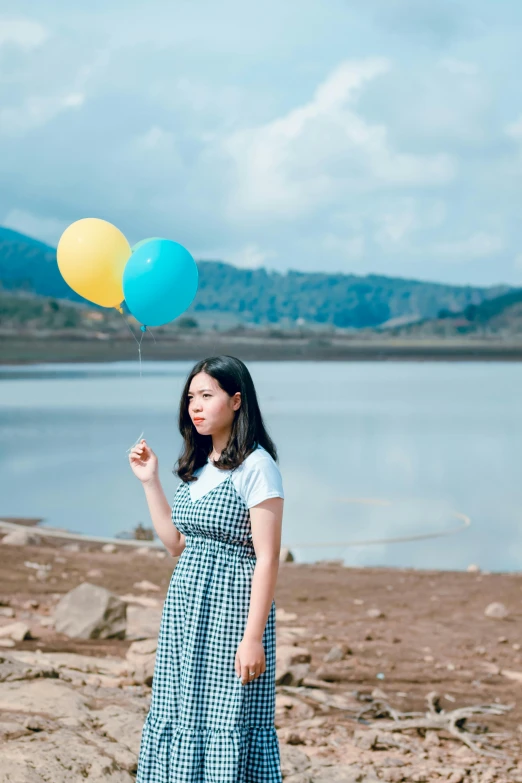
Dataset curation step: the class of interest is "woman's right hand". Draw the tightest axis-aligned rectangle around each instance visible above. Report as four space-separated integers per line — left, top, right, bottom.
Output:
129 439 158 484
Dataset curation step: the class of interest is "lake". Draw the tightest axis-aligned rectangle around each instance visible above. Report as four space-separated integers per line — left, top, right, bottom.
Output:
0 360 521 572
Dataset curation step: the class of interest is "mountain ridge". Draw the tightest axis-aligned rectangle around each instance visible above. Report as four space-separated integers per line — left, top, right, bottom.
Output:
0 226 510 329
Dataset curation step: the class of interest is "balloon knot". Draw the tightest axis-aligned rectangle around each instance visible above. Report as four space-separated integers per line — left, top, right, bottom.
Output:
140 325 147 332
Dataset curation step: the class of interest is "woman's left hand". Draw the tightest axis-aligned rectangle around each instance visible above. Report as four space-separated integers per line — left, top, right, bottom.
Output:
235 637 266 685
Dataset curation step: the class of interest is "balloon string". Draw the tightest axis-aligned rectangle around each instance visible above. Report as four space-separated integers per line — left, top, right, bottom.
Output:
116 308 147 451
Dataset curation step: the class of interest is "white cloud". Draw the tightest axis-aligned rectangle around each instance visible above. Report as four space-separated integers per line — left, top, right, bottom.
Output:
375 198 447 250
323 234 365 260
222 59 455 219
0 92 85 136
439 58 478 76
433 232 504 262
506 116 522 141
135 126 175 151
377 209 416 246
0 17 49 50
218 244 276 269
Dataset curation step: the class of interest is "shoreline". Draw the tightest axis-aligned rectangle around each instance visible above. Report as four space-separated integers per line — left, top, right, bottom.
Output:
3 335 522 364
0 516 509 575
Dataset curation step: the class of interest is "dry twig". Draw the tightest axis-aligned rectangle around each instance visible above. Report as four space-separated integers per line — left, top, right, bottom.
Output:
356 691 513 760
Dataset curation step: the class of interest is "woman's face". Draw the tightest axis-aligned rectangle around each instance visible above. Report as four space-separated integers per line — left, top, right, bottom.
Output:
187 371 241 435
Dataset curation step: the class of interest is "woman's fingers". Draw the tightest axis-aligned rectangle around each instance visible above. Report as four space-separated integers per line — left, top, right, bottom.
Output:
129 449 146 462
241 663 260 684
131 444 147 456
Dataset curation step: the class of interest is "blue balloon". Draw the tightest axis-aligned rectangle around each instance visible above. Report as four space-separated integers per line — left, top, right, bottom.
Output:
123 239 198 327
131 237 161 253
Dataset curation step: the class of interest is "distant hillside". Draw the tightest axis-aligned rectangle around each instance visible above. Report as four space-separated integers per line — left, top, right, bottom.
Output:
0 227 86 303
0 226 510 329
387 288 522 337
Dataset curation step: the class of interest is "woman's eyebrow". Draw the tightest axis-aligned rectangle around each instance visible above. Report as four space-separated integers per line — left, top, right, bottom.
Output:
188 388 213 394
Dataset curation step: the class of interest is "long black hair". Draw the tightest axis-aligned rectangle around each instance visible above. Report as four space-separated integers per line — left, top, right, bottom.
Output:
174 355 279 482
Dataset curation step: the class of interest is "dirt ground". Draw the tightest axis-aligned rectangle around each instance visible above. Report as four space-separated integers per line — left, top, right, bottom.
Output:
1 535 521 743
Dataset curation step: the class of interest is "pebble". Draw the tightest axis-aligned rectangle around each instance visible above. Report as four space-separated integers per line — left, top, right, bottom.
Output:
133 580 161 592
0 622 31 641
323 644 347 663
367 608 385 619
485 602 509 619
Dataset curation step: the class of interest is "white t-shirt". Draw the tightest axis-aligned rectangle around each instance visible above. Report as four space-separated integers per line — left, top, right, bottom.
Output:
187 444 284 509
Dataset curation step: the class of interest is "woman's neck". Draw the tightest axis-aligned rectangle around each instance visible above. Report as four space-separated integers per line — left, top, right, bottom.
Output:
210 432 230 459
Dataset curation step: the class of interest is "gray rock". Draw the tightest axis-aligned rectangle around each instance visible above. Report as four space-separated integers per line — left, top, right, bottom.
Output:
133 579 160 592
94 704 147 752
126 605 162 640
0 719 30 740
0 679 90 720
23 715 48 731
276 644 312 686
0 653 57 682
10 649 127 678
2 530 41 546
485 602 509 619
311 766 374 783
126 638 157 660
62 543 80 552
125 640 157 685
280 744 312 777
276 693 315 721
0 622 31 641
366 608 385 619
323 644 349 663
54 583 127 640
0 727 135 781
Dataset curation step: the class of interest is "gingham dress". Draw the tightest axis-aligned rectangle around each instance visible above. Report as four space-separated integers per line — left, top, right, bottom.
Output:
136 466 283 783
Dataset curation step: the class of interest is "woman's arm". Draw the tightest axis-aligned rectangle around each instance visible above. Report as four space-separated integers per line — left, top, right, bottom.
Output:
142 475 186 557
242 497 283 642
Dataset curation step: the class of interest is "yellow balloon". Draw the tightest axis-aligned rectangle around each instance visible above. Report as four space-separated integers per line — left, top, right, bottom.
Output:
57 218 131 308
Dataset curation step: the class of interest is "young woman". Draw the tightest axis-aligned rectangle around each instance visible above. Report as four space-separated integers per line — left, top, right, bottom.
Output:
129 355 285 782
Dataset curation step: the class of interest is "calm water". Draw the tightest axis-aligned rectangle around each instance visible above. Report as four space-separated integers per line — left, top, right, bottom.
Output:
1 360 521 572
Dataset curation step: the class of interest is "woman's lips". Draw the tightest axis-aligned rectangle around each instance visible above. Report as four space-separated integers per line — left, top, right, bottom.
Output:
194 418 205 423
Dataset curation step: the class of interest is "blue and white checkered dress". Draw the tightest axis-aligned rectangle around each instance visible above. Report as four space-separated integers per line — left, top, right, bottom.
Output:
136 466 283 782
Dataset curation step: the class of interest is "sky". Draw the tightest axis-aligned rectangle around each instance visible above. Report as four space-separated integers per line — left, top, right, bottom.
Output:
1 1 522 286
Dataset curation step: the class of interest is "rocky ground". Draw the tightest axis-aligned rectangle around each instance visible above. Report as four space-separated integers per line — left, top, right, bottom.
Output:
0 528 522 782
